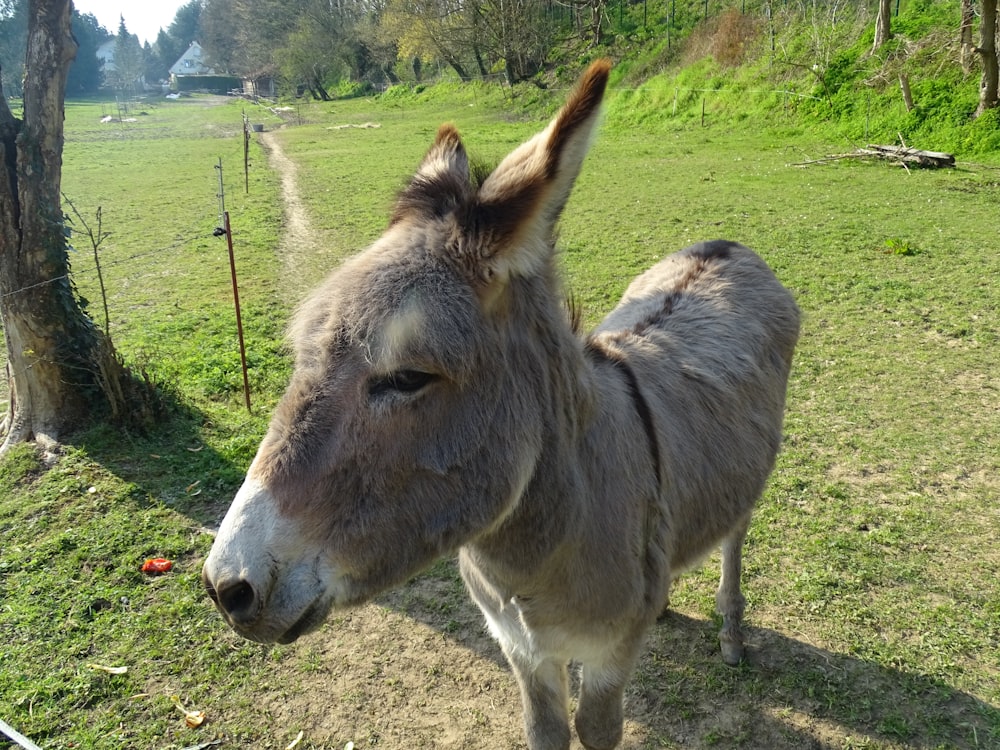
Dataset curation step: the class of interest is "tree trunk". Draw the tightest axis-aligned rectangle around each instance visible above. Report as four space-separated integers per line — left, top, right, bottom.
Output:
976 0 999 117
444 54 472 83
872 0 892 52
589 0 607 47
961 0 976 73
0 0 154 455
899 74 914 111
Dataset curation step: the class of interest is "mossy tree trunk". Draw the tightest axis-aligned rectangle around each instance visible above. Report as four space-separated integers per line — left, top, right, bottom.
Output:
0 0 153 456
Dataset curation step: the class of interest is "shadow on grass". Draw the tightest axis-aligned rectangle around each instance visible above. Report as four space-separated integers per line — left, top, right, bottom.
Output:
57 402 996 749
72 395 256 531
375 561 998 749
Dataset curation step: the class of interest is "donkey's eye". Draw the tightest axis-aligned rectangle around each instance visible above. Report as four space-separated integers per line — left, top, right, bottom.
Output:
368 369 437 397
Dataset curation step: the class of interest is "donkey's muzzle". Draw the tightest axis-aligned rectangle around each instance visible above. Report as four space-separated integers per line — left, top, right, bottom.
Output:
203 568 263 629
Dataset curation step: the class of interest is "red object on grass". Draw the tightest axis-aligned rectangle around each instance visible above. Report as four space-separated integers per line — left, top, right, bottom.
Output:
141 558 173 574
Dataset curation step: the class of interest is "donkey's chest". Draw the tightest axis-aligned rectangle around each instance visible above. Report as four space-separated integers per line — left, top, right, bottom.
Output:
460 551 631 668
479 591 621 668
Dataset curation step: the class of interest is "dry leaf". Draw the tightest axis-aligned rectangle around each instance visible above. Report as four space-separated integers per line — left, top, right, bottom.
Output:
87 663 128 674
171 695 207 728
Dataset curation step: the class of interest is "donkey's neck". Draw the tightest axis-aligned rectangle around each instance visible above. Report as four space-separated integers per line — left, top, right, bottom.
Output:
465 321 658 598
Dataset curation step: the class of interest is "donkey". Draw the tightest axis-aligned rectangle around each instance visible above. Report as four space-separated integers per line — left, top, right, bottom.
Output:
202 59 800 750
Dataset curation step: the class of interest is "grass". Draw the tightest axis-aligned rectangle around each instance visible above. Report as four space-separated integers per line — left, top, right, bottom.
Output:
1 83 998 749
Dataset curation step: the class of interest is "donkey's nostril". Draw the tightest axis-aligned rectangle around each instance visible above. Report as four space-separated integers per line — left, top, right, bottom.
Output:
215 579 260 624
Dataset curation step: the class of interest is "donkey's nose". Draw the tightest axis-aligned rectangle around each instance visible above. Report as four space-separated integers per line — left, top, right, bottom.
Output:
203 569 262 627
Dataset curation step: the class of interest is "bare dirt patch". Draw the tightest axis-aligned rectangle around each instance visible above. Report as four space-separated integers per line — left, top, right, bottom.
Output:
258 129 326 299
209 553 996 749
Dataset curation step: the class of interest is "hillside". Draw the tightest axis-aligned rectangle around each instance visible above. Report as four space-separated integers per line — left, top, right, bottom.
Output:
364 0 998 156
603 0 999 155
409 0 995 157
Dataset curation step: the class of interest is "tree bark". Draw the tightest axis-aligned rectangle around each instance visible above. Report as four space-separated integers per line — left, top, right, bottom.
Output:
899 74 914 111
0 0 153 454
961 0 976 73
976 0 999 117
872 0 892 52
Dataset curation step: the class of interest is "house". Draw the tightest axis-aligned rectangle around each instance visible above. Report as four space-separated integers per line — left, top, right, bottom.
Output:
96 38 116 73
169 42 216 78
169 41 240 94
242 66 278 100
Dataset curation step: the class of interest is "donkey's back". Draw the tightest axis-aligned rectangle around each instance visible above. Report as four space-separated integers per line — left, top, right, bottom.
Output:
590 239 799 576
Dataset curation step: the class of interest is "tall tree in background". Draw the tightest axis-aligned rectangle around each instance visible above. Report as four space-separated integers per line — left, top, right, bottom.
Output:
274 0 359 98
169 0 203 48
0 0 28 96
872 0 892 51
977 0 999 116
961 0 975 72
380 0 477 82
111 15 143 96
0 0 152 455
67 11 109 94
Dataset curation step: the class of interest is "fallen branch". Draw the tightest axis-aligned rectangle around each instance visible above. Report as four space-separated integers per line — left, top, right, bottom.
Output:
860 143 955 167
793 143 956 168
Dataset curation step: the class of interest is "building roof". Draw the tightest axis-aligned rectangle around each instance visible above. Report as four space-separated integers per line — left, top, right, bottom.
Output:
168 42 216 77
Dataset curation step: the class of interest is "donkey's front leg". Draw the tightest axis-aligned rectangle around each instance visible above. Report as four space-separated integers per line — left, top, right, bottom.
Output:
574 665 626 750
508 653 571 750
573 629 648 750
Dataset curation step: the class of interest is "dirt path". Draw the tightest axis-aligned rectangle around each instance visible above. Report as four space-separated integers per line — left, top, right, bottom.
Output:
258 128 323 299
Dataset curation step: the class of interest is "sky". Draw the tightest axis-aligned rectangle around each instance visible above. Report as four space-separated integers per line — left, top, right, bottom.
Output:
71 0 188 45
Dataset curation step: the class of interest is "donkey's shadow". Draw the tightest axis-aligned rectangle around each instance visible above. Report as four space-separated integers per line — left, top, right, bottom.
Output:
377 560 997 749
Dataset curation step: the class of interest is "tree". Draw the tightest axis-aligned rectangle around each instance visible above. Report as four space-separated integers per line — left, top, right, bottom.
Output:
872 0 892 52
961 0 975 72
202 0 298 76
0 0 153 455
0 0 28 96
977 0 999 117
110 15 144 96
476 0 553 82
168 0 203 48
150 0 204 81
67 10 110 94
273 0 360 99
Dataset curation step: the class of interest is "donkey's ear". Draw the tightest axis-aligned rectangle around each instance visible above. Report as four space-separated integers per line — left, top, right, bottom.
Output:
472 59 611 284
391 123 472 224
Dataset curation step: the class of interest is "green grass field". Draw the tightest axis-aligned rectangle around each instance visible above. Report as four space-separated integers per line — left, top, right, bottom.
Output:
0 85 998 749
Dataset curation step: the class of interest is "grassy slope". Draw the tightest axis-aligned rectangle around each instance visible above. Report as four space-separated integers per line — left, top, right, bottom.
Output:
1 53 999 750
604 0 1000 156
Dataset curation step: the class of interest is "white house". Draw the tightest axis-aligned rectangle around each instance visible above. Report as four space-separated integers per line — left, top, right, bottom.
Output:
169 42 216 77
96 38 116 73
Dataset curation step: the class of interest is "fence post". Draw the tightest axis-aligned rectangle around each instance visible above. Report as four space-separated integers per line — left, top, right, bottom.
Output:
223 210 252 413
215 158 252 413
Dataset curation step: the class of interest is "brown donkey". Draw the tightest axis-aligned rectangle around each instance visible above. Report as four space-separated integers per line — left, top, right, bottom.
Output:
203 60 800 750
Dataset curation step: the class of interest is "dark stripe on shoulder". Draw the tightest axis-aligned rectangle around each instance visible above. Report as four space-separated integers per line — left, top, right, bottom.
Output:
585 339 663 492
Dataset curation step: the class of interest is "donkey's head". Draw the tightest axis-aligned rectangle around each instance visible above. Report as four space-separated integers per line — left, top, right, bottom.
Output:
202 60 611 644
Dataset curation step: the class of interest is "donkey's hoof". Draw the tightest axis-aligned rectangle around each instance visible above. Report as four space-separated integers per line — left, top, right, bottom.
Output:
720 634 745 666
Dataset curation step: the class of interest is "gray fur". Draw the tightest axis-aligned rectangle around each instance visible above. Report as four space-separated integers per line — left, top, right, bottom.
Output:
202 60 800 750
